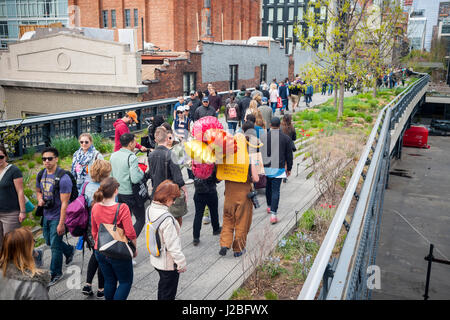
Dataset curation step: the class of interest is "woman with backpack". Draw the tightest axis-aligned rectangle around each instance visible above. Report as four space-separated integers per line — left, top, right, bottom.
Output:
225 94 240 133
269 83 279 114
71 133 103 193
147 180 186 300
91 177 137 300
0 227 50 300
80 159 112 298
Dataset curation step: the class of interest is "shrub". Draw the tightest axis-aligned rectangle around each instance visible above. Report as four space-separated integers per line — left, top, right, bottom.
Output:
92 133 114 154
264 291 278 300
299 209 315 231
22 147 36 161
27 161 35 169
50 136 79 159
17 165 26 172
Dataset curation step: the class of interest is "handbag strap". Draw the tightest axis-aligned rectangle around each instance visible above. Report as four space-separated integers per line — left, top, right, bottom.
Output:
0 164 12 183
112 203 121 230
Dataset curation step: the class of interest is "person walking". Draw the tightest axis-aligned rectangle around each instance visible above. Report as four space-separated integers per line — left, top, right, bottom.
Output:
173 96 186 120
321 82 328 95
208 88 222 117
225 94 240 133
193 97 216 121
219 158 260 257
110 133 146 238
36 147 75 286
174 106 194 184
147 180 186 300
71 133 103 192
0 227 50 300
80 159 112 298
237 90 252 126
258 97 272 131
192 167 221 246
188 91 202 121
0 145 27 251
269 83 279 114
261 117 294 225
91 177 137 300
113 111 147 153
278 81 289 114
289 81 300 111
305 83 314 107
147 127 187 226
236 85 247 102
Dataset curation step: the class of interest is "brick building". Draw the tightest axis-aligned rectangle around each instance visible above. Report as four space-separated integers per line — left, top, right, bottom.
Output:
68 0 262 52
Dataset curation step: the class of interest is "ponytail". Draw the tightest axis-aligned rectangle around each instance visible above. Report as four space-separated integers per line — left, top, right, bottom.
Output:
94 177 120 204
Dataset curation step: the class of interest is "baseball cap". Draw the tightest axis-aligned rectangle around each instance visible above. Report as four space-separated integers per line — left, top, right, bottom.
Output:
190 90 196 95
202 97 209 102
126 111 138 123
176 105 185 112
184 105 190 110
262 97 268 103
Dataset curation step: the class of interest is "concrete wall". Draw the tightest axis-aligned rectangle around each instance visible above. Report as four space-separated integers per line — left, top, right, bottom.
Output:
3 87 139 120
201 41 290 84
0 33 143 88
292 49 318 77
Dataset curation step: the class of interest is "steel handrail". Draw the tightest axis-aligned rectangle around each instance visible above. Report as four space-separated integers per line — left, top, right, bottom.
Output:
297 74 428 300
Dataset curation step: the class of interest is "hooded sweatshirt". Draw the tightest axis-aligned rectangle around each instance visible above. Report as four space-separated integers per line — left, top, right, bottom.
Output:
113 119 142 152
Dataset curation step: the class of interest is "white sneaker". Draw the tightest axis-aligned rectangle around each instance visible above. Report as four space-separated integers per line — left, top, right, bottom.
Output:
132 259 137 267
202 216 211 225
185 179 194 185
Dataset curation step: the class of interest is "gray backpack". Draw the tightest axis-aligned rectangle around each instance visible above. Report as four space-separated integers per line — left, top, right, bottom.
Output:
145 209 175 257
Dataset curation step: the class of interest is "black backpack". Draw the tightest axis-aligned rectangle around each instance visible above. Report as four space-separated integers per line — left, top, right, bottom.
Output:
37 167 79 203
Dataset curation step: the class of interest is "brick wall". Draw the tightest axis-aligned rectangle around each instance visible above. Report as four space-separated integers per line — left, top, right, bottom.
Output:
69 0 261 52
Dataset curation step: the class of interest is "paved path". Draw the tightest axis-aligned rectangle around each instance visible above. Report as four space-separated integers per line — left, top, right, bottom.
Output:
44 91 353 300
372 136 450 300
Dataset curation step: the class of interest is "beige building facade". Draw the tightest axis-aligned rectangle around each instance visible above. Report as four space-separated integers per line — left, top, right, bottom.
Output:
0 32 147 120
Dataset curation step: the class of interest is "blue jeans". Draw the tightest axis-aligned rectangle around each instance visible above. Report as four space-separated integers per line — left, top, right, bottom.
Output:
270 102 277 114
282 98 288 111
265 177 283 214
227 122 238 133
95 251 133 300
328 85 333 95
42 217 73 277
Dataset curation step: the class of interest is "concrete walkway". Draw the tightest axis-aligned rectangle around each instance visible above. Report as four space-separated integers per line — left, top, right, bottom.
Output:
44 91 352 300
372 136 450 300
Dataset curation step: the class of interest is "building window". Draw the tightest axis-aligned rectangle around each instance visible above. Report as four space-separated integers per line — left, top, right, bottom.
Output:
268 24 273 38
287 24 293 38
278 24 284 38
320 6 327 20
125 9 131 27
298 7 303 20
268 0 274 3
102 10 108 28
268 8 274 20
288 0 295 3
111 10 116 28
183 72 196 96
134 9 138 27
288 42 293 54
229 65 238 90
288 7 294 21
277 7 283 21
260 64 267 84
279 0 285 3
0 21 8 38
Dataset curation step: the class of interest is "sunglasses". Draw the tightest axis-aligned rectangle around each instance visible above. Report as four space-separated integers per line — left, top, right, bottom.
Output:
0 155 5 159
79 140 90 144
42 157 55 162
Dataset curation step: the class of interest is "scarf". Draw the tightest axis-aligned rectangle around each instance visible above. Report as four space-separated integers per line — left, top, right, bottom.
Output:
71 146 98 183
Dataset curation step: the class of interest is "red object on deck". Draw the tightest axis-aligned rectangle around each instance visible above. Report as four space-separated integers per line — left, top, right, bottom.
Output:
403 126 430 148
138 163 148 173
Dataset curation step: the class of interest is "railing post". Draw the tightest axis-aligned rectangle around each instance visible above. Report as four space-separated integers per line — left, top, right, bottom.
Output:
73 118 81 139
95 115 104 134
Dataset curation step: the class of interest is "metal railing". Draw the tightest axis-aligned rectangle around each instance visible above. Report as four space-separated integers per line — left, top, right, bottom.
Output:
298 73 430 300
0 89 245 157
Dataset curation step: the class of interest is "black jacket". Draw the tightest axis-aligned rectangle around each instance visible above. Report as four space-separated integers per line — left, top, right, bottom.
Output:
194 168 219 194
260 129 294 172
148 146 185 196
194 105 217 121
238 96 251 118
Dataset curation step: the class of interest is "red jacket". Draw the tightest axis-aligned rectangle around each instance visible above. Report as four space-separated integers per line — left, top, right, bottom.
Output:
113 119 142 152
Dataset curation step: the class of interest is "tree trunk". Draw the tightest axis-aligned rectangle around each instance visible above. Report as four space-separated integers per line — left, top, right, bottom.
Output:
334 82 338 109
372 77 377 98
338 81 345 119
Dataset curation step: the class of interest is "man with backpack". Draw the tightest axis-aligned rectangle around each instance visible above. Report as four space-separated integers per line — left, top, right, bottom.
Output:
36 147 76 286
110 133 146 240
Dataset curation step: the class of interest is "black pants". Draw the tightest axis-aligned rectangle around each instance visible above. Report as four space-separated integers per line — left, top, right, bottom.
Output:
155 268 180 300
118 194 146 238
193 192 220 240
86 252 104 289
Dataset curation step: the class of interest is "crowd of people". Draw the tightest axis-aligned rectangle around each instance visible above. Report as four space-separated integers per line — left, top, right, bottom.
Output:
0 79 302 301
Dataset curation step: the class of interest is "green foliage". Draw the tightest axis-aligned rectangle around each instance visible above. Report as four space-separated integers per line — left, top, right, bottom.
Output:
17 165 26 172
0 118 30 155
27 161 35 169
299 209 316 231
230 288 252 300
92 133 113 154
264 291 278 300
24 188 33 198
50 136 79 159
261 262 287 279
22 147 36 161
166 115 174 126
